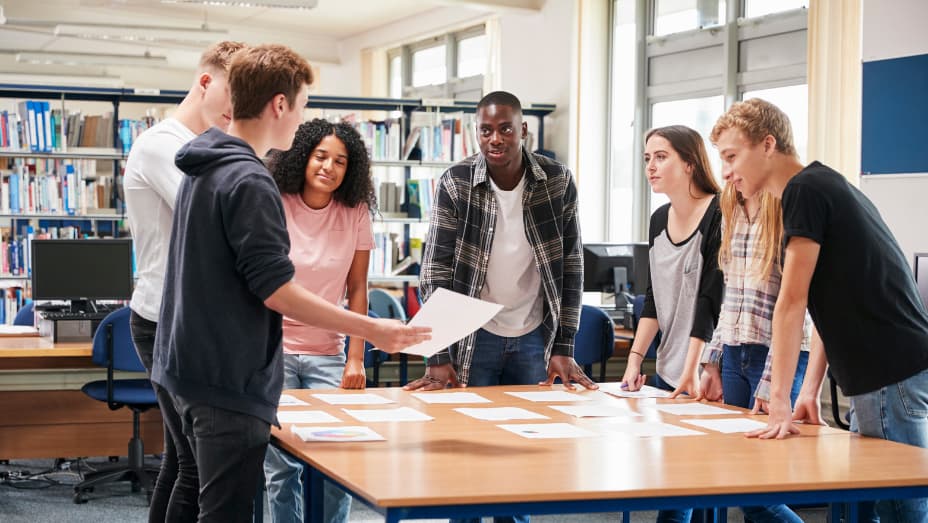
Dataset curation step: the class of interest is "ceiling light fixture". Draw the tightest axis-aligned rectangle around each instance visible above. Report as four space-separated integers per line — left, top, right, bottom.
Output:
15 51 169 68
161 0 318 9
54 23 228 46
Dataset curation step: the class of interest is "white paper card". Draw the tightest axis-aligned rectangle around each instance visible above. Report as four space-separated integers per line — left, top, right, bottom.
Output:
397 288 503 357
598 382 673 399
605 421 705 438
454 407 549 421
681 417 768 433
505 391 593 402
342 407 434 422
411 392 492 404
278 394 310 406
277 410 340 424
312 393 395 405
649 403 740 416
549 404 640 418
498 423 598 439
291 425 385 442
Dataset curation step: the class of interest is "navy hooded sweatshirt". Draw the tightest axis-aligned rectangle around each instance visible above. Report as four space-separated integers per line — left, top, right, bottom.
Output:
151 127 294 425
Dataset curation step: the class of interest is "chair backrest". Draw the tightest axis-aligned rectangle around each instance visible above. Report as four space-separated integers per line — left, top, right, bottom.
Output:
13 300 34 326
369 288 407 322
573 305 615 381
91 307 146 372
632 294 660 359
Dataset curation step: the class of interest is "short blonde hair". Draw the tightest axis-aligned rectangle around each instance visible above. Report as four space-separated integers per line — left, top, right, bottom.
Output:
710 98 797 157
198 41 248 72
229 44 314 121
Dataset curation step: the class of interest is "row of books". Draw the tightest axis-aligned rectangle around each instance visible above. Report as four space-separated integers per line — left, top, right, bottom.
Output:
377 181 404 214
0 163 116 215
405 178 436 219
0 287 27 325
1 100 159 153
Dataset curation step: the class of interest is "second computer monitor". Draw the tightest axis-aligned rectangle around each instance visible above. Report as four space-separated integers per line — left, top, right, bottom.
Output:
31 239 134 311
582 242 650 296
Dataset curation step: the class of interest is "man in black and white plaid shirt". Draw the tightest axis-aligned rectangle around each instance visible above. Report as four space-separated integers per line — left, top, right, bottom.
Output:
405 91 596 396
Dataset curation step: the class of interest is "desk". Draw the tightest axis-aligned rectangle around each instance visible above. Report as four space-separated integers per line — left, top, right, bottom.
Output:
613 326 634 358
0 336 163 459
270 385 928 523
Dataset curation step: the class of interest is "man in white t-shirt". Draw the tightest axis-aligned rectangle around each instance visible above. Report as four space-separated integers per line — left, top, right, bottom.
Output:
124 40 246 523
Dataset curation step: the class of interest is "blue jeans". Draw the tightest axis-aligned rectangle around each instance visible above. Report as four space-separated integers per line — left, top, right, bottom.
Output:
849 367 928 523
264 353 352 523
450 326 545 523
173 394 271 523
721 344 806 523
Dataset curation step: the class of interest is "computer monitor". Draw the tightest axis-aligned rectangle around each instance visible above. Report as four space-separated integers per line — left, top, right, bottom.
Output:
915 253 928 309
31 239 134 312
582 243 650 307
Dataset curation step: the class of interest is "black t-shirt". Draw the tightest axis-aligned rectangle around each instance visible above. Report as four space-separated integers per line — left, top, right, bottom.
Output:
782 162 928 395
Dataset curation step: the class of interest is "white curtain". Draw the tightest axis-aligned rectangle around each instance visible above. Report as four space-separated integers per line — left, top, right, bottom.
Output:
807 0 862 184
483 16 502 94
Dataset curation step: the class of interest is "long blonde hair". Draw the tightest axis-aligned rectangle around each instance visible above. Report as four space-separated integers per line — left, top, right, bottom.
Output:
718 183 784 281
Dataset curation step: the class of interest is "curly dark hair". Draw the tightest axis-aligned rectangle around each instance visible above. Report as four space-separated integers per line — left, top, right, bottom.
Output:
267 118 376 212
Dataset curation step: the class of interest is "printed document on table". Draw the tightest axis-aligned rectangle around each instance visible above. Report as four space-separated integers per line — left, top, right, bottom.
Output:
277 410 340 424
396 288 503 357
498 423 598 439
681 417 769 433
549 404 640 418
278 394 310 406
505 391 594 402
312 393 395 405
291 426 385 442
598 382 673 399
455 407 550 421
604 420 705 438
411 392 492 404
342 407 434 422
649 403 740 416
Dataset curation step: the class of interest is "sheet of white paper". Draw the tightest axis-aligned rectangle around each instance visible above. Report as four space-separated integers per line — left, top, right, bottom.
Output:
277 410 340 424
278 394 310 406
342 407 434 422
0 325 39 335
396 288 503 357
605 421 705 438
454 407 550 421
411 392 492 404
497 423 598 439
311 393 395 405
649 403 740 416
598 382 673 399
549 404 640 418
681 417 768 433
291 425 385 442
505 391 593 402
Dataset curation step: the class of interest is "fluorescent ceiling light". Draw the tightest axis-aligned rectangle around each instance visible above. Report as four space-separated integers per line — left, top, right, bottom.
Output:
161 0 318 8
54 23 228 46
16 51 168 67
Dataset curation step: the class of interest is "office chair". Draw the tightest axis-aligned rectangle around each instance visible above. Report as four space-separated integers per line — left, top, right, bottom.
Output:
345 310 390 387
368 288 410 385
74 306 159 504
13 300 34 326
573 305 615 382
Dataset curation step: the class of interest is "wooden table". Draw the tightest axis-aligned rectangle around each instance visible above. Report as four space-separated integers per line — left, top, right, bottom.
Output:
269 385 928 523
0 336 163 459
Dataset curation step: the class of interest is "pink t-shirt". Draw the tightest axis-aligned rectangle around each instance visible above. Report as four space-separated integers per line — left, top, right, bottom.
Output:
281 193 374 355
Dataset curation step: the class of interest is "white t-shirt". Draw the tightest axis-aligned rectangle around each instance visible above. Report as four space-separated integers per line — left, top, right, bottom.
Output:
479 174 544 337
125 118 196 322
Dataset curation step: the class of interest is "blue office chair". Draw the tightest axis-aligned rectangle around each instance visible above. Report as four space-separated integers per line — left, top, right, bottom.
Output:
13 300 34 326
368 288 410 385
73 306 159 504
573 305 615 382
345 310 390 387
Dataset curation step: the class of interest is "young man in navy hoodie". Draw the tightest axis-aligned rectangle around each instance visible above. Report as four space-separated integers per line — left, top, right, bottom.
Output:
151 44 430 522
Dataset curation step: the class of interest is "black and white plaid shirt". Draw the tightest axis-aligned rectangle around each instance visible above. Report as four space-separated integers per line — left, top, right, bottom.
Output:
419 150 583 384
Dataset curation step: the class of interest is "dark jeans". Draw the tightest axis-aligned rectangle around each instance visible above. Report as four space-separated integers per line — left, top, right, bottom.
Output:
129 310 199 523
173 393 271 523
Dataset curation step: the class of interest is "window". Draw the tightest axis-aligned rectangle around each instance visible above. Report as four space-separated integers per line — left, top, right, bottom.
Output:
388 54 403 99
457 33 488 78
411 45 446 88
606 0 807 241
388 24 487 101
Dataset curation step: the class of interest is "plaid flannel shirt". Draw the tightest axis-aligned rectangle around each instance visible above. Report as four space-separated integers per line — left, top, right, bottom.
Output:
419 150 583 385
701 209 811 401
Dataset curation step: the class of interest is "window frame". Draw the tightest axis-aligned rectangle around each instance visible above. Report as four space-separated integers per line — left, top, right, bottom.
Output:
387 24 487 101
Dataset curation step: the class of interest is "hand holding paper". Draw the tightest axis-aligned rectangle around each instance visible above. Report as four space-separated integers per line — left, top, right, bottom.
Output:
393 288 503 358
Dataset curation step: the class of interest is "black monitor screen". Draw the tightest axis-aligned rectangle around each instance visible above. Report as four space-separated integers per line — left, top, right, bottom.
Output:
916 253 928 309
32 239 134 301
582 243 650 295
